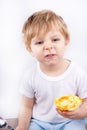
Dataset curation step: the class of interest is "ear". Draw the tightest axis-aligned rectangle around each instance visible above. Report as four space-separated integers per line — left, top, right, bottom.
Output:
26 45 31 52
26 46 35 57
65 39 70 46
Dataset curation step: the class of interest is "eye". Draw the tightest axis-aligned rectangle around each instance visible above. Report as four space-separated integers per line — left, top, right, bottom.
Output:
52 38 60 42
35 41 43 45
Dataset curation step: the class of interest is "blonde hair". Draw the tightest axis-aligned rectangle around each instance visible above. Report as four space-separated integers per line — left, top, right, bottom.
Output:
22 10 70 47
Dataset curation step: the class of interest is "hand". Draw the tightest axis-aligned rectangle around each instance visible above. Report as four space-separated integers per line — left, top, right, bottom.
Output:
56 107 83 119
15 126 26 130
15 127 20 130
56 99 87 119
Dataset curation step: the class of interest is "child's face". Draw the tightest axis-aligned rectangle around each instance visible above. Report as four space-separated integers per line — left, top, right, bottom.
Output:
28 28 69 67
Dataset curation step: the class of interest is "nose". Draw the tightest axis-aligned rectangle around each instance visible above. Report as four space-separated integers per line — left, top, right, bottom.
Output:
44 42 53 50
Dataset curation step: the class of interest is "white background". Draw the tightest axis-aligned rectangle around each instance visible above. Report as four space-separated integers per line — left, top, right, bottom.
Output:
0 0 87 119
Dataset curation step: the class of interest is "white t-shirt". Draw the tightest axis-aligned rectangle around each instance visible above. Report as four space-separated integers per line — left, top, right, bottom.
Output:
19 61 87 123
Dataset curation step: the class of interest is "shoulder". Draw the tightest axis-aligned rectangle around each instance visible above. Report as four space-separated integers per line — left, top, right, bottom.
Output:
70 61 87 80
71 61 86 74
22 63 38 81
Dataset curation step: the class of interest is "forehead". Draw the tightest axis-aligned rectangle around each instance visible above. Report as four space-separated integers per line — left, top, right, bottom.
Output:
34 26 60 38
31 28 63 41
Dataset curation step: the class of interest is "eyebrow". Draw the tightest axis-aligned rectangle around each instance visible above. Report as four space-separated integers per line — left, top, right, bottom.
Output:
51 34 62 38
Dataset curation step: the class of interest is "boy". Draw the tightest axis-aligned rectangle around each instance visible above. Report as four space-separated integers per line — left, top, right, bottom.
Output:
16 10 87 130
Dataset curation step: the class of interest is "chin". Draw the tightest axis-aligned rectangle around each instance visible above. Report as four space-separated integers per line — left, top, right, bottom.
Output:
47 62 58 66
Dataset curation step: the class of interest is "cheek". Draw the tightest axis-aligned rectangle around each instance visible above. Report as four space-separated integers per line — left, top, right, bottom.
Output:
58 46 66 53
29 48 36 57
30 49 40 58
30 46 37 57
56 46 66 57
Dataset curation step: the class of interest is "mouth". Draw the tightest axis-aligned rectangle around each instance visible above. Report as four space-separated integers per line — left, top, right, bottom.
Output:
45 54 56 58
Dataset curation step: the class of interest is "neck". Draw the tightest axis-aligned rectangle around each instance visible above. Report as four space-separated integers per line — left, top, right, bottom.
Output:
39 59 70 77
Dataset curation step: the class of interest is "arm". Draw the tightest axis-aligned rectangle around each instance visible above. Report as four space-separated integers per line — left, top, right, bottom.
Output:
56 98 87 119
15 95 35 130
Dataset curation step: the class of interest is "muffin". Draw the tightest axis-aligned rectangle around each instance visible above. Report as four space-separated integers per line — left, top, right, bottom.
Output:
54 95 82 111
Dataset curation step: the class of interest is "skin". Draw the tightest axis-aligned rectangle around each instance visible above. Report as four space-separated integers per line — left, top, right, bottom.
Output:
16 96 35 130
16 28 87 130
56 98 87 119
28 28 69 76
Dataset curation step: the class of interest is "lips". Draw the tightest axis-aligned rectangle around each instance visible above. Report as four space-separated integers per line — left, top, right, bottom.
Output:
45 54 56 58
44 49 56 56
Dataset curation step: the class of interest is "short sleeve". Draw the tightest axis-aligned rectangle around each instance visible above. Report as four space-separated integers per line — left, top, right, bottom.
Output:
19 69 35 98
77 70 87 98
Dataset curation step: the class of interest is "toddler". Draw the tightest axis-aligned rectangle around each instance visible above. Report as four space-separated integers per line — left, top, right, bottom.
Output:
16 10 87 130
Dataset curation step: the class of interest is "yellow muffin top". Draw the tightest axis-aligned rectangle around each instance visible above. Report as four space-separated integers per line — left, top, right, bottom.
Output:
54 95 82 111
